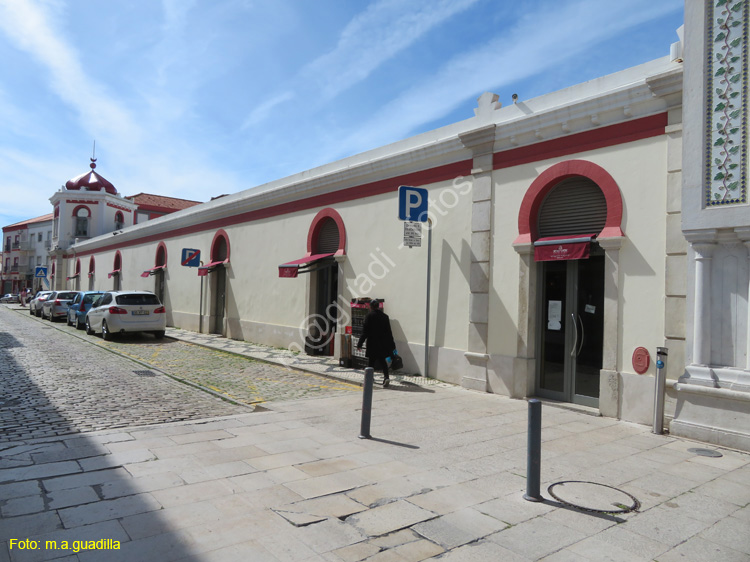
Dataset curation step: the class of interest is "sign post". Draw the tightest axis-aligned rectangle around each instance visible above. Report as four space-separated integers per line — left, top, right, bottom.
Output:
181 249 203 332
398 186 431 378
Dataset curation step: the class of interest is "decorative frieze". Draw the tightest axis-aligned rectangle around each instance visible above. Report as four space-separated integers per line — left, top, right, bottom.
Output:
706 0 748 206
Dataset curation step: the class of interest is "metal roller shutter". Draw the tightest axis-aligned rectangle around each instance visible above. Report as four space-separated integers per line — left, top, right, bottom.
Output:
538 177 608 237
316 219 340 253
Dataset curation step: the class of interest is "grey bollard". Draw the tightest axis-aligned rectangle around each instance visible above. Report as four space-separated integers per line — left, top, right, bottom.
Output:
524 399 543 502
359 367 374 439
653 347 668 435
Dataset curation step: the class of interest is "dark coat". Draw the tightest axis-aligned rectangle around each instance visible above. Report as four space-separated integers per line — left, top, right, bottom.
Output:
357 309 395 360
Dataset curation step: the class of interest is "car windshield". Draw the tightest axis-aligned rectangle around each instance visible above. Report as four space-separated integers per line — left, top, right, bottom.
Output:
82 294 102 305
116 294 160 306
57 292 78 300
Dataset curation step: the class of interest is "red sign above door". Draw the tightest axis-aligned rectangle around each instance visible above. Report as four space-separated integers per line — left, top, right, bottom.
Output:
533 234 594 262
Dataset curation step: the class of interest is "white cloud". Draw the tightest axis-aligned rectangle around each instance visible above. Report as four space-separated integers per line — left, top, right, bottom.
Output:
0 0 140 144
303 0 481 100
241 91 295 130
244 0 480 128
325 0 682 159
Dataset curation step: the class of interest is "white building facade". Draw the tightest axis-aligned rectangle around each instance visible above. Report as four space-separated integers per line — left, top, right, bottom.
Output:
53 6 750 450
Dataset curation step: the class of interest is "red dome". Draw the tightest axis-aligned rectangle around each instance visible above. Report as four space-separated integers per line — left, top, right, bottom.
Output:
65 160 117 195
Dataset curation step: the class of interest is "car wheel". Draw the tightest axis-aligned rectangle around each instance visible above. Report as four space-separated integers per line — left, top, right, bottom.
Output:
76 316 84 330
85 318 95 335
29 307 34 315
153 330 165 339
101 320 113 341
67 314 73 326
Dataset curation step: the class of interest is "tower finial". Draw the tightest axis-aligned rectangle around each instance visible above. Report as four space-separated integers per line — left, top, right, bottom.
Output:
90 140 97 169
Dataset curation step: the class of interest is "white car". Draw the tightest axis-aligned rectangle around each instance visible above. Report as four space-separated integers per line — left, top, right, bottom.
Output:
85 291 166 341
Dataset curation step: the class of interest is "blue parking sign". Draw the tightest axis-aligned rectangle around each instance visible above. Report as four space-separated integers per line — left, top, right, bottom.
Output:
398 185 429 222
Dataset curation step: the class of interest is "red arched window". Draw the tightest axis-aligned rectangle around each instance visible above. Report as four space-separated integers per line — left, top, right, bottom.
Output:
306 208 346 257
514 159 624 245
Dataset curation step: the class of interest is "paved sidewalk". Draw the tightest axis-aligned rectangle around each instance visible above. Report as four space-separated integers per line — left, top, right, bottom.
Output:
2 306 749 561
1 380 748 560
164 327 448 391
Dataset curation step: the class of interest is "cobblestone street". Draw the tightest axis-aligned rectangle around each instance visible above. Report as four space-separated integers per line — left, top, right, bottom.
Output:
0 305 358 442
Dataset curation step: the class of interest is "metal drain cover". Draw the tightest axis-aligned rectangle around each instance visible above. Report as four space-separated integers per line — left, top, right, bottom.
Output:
548 481 640 514
133 370 157 377
688 447 723 458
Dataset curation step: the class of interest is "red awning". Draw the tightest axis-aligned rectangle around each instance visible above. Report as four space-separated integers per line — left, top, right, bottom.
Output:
107 269 120 278
534 234 594 262
278 253 335 278
140 265 166 278
198 259 228 277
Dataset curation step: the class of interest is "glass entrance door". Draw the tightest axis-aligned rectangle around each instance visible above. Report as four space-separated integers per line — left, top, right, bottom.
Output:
538 254 604 407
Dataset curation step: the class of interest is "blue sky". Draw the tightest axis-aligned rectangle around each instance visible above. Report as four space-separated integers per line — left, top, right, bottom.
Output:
0 0 683 227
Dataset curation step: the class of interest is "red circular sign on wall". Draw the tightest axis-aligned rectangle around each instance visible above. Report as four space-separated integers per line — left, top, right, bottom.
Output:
632 347 650 374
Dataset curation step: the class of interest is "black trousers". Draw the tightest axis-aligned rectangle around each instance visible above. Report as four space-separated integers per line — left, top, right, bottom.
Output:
368 356 389 378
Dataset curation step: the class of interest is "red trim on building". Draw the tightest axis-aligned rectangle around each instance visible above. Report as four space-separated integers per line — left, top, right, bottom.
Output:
65 200 99 205
107 202 133 212
72 161 471 258
210 230 230 263
71 205 91 217
515 160 625 245
306 208 346 257
495 114 667 170
155 242 167 267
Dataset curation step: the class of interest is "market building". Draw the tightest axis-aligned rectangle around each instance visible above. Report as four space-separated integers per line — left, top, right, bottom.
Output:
48 3 750 451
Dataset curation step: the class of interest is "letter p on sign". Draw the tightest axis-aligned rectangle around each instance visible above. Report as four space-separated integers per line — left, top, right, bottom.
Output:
398 185 429 222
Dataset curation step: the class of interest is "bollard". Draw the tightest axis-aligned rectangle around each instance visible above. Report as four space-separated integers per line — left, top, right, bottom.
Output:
524 399 543 502
652 347 668 435
359 367 374 439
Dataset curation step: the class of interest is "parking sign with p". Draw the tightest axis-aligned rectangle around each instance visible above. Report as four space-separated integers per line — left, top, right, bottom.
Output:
398 185 429 222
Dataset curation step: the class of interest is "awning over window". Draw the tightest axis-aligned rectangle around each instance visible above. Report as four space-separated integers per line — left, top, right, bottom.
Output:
107 269 120 278
278 253 335 278
198 259 228 277
140 265 166 278
533 234 595 262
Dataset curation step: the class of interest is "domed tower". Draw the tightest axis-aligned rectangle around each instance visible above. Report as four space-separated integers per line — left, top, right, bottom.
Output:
48 155 137 289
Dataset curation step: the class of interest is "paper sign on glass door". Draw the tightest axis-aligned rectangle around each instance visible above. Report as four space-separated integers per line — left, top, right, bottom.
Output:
548 300 562 330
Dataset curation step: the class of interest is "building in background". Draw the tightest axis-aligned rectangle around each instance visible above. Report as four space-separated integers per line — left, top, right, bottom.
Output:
1 214 53 294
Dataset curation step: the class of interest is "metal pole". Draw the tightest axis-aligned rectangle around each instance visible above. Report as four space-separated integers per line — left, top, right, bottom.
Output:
524 399 543 502
653 347 668 435
359 367 374 439
424 218 432 378
199 261 204 334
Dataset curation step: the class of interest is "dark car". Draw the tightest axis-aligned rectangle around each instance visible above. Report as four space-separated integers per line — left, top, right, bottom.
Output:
42 291 78 321
66 291 105 329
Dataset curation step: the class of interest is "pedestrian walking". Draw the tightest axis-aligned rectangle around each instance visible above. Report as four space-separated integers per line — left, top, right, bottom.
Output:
356 300 396 388
20 288 26 307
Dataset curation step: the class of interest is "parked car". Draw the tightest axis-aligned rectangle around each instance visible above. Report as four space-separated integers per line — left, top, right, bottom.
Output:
86 291 166 340
29 291 53 316
1 293 19 303
66 291 106 329
41 291 78 321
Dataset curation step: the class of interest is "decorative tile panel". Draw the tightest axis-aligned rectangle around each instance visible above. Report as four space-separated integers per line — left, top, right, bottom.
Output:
706 0 748 206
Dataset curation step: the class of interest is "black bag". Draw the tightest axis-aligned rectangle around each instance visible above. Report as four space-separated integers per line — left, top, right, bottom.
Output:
390 350 404 370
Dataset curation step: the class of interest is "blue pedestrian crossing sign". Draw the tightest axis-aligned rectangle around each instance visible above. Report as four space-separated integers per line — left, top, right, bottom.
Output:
398 185 429 222
35 266 48 278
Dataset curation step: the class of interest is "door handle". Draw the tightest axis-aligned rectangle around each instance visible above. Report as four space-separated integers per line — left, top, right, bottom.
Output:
570 313 578 357
577 314 585 356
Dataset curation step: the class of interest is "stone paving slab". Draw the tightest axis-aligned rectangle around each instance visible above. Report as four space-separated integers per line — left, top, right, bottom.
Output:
2 303 750 561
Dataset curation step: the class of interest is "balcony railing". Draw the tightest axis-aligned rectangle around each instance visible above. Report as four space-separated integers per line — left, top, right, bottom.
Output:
10 265 19 273
11 242 20 250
